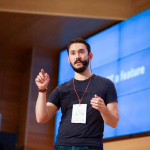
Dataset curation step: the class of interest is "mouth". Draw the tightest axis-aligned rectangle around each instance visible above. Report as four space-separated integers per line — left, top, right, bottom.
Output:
76 61 81 64
74 60 82 65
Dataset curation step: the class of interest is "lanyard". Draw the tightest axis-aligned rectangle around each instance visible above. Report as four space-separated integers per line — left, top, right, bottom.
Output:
73 75 93 104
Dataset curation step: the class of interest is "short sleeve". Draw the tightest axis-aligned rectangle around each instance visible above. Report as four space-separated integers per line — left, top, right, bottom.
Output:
48 87 61 109
106 79 118 104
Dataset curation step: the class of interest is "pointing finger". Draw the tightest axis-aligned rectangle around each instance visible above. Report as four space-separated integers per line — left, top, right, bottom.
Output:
41 69 45 75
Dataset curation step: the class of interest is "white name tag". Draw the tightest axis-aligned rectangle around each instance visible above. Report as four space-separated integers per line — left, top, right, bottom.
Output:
71 104 87 124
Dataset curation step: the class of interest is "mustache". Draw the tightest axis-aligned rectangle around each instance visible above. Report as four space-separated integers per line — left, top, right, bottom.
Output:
74 59 82 64
74 59 88 66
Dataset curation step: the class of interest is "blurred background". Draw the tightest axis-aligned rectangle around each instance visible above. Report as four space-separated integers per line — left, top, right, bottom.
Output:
0 0 150 150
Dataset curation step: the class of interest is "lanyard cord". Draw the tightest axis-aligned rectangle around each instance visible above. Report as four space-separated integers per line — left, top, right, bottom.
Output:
73 75 93 104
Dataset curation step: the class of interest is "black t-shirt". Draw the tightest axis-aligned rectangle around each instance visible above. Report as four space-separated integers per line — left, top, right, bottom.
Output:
48 74 117 148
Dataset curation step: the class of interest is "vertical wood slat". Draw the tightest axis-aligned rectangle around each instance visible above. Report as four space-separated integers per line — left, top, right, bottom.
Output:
0 49 32 149
18 50 32 149
25 47 59 150
0 50 22 133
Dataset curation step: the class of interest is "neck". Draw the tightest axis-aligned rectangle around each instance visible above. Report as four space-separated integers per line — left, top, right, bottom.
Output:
74 68 93 80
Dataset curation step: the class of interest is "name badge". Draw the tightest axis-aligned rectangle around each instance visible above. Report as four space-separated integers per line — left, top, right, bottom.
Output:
71 104 87 124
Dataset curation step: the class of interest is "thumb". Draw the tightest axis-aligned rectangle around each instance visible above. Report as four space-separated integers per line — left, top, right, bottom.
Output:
94 94 99 98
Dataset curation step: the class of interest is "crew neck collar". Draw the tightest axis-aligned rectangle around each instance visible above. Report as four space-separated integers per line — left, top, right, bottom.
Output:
74 74 94 82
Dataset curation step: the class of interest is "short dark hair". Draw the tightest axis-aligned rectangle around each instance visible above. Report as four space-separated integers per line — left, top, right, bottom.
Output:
67 38 91 54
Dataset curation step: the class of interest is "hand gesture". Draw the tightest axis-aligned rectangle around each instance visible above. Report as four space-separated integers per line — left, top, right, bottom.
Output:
90 95 107 113
35 69 50 90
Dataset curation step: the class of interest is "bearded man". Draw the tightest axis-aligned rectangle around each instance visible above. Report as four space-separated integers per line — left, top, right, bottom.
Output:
35 38 119 150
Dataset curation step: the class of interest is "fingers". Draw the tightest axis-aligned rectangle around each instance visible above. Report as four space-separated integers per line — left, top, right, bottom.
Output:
91 99 102 107
39 72 45 81
91 96 104 103
37 74 44 82
90 95 105 111
41 69 45 75
35 77 42 82
35 70 50 83
94 94 99 98
40 69 50 79
39 69 46 81
42 72 50 80
39 70 47 81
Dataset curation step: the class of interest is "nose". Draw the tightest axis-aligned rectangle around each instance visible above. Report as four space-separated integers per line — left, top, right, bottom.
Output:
75 52 81 60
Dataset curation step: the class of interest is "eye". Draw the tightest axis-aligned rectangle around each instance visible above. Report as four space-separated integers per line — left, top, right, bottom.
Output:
80 50 84 54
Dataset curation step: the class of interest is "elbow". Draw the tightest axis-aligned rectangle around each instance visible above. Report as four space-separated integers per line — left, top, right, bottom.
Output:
109 116 119 128
111 117 119 128
36 119 45 124
111 123 118 128
36 115 49 124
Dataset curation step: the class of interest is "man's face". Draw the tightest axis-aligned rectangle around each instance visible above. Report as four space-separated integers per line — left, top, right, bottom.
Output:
68 43 90 73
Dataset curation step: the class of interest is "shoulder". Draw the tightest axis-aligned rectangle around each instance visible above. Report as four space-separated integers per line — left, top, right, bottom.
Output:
93 74 116 91
56 79 73 91
48 79 73 101
93 74 113 85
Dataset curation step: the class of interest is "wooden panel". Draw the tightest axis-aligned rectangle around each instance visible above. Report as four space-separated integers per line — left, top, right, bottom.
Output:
0 50 22 133
25 48 59 150
0 11 119 54
18 50 32 149
0 0 132 20
26 132 55 150
0 100 19 132
0 49 32 149
104 136 150 150
131 0 150 15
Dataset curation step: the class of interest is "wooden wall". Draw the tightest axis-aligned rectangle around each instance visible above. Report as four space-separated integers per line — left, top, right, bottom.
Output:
131 0 150 15
18 50 32 149
0 0 132 20
0 47 59 149
104 136 150 150
0 50 23 133
24 48 59 150
0 49 32 149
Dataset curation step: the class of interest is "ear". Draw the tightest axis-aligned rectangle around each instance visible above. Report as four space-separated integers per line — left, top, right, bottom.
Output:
89 53 93 61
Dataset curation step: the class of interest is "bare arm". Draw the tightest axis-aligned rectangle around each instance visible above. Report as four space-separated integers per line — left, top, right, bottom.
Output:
90 95 119 128
35 69 58 124
35 92 58 124
100 102 119 128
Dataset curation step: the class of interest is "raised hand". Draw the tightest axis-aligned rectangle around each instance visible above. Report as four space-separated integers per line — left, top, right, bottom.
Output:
35 69 50 90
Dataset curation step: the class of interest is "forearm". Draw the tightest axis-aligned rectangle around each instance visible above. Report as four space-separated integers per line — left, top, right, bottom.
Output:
35 92 49 123
101 107 119 128
91 95 119 128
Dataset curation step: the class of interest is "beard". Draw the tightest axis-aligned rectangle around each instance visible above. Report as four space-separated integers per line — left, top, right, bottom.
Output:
70 58 89 73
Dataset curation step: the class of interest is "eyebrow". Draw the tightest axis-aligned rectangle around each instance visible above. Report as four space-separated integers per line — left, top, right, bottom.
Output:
70 49 85 52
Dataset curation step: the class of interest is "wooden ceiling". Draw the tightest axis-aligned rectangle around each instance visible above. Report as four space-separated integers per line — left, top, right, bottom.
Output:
0 0 150 54
0 11 119 54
